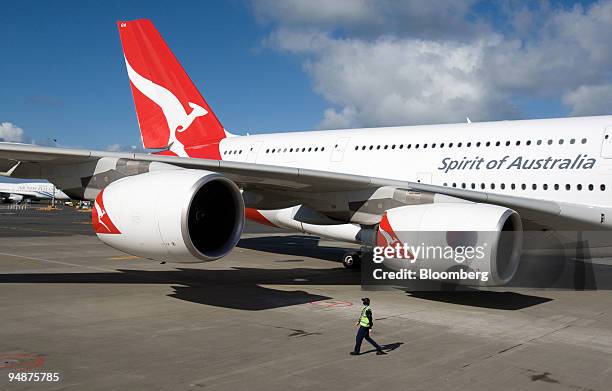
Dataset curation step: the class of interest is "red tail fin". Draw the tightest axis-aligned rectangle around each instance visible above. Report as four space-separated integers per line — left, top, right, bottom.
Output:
117 19 225 158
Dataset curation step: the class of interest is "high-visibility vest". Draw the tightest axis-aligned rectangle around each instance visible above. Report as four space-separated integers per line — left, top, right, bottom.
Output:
359 305 371 327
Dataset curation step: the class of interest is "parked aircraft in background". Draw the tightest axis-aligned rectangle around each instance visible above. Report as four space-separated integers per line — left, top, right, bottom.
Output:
1 19 611 286
0 182 69 203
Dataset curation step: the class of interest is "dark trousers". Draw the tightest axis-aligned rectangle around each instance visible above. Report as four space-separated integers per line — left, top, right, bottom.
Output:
354 326 382 353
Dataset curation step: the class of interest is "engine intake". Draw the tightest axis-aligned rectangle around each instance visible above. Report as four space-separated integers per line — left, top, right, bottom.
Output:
93 169 244 263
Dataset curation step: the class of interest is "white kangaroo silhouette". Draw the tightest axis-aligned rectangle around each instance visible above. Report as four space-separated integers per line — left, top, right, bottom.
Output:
124 57 207 156
94 201 112 232
379 227 399 247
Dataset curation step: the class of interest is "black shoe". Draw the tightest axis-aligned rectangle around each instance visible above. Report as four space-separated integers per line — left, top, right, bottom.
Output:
350 351 360 356
376 350 387 355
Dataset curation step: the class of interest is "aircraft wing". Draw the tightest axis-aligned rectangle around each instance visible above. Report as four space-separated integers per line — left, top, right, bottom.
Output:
0 142 563 217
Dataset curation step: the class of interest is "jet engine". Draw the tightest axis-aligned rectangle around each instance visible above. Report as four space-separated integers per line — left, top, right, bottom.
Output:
93 169 244 263
377 203 522 286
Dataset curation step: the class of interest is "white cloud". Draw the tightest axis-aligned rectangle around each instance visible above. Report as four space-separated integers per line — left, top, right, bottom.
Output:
307 36 515 128
563 84 612 116
0 122 25 142
254 1 612 128
253 0 484 40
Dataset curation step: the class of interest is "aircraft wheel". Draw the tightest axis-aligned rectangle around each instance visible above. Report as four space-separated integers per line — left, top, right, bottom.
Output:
342 252 361 269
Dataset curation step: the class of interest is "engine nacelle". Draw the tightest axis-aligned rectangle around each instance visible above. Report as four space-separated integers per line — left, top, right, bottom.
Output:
377 203 522 286
93 169 244 263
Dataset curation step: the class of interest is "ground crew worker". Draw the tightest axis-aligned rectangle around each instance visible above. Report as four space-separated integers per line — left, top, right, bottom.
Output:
350 298 386 355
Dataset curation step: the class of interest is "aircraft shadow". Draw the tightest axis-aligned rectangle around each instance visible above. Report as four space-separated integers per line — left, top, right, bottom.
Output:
237 235 352 262
405 290 552 310
0 266 360 311
240 236 555 310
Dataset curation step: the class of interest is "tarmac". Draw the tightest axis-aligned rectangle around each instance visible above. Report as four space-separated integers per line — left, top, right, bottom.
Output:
0 207 611 390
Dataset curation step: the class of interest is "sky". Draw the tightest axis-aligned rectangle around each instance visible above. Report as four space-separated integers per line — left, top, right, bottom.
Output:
1 1 612 158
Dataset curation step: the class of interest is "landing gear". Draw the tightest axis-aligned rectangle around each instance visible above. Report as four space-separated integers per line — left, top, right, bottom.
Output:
342 251 361 269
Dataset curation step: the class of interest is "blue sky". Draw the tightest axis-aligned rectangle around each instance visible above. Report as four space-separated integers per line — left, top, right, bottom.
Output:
0 1 326 151
2 0 611 156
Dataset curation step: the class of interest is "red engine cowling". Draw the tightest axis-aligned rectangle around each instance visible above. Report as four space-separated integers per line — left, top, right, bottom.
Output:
93 169 244 263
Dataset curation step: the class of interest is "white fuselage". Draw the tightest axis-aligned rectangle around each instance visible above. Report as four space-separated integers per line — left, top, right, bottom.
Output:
0 182 70 201
219 116 612 208
217 115 612 255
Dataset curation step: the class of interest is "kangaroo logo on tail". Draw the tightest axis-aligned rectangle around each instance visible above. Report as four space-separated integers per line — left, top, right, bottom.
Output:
124 58 208 156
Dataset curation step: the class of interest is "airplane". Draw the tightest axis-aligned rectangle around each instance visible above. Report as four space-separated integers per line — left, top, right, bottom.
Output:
1 18 611 286
0 181 69 203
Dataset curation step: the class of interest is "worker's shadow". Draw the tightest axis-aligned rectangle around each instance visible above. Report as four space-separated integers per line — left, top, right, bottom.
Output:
361 342 403 355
